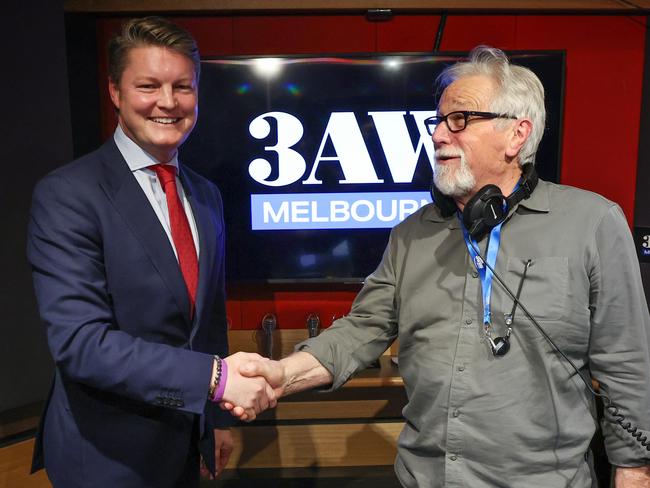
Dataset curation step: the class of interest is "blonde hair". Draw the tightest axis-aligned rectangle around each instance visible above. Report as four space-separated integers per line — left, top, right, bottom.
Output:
108 16 200 84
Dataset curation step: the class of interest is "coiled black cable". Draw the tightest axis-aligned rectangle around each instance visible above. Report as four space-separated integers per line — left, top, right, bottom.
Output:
604 400 649 450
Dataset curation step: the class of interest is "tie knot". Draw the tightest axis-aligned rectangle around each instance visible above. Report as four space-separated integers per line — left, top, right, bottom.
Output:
151 164 177 188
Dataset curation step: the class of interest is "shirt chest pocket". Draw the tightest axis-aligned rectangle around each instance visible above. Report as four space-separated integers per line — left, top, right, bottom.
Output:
495 256 569 322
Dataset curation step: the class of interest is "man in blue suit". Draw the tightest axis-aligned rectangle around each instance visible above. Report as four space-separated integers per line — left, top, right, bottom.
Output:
27 16 274 487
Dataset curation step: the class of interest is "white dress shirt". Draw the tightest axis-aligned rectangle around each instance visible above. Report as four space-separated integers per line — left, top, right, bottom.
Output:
113 125 200 260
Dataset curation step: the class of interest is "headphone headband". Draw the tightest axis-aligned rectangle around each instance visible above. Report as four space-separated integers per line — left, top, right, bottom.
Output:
506 163 538 207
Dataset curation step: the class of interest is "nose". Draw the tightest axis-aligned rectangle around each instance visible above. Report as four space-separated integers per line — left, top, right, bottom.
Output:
157 85 177 110
431 119 451 148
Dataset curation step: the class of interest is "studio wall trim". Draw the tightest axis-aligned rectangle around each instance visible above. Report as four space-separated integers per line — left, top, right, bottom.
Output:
63 0 650 14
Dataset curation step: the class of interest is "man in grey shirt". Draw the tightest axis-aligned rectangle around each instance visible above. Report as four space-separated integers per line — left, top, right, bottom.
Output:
227 46 650 487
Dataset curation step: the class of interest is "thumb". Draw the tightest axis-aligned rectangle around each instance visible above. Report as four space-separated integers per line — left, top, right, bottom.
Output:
239 360 266 377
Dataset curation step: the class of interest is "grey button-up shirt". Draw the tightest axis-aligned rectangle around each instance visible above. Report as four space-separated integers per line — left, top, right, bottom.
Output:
298 179 650 487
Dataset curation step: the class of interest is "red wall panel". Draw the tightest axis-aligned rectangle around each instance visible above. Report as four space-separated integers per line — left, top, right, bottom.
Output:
238 290 360 330
175 17 234 55
225 299 242 330
513 16 645 219
232 15 376 54
439 15 519 51
375 15 442 52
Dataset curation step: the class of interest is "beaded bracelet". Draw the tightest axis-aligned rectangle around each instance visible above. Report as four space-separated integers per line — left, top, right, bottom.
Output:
208 356 228 403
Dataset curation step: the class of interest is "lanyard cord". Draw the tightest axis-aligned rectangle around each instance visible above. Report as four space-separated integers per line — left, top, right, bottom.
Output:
460 217 529 355
461 220 503 327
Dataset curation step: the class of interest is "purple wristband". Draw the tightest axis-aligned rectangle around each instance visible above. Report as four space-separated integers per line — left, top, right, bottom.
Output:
211 358 228 402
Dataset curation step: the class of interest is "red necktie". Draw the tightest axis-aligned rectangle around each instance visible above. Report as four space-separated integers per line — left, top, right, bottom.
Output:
151 164 199 316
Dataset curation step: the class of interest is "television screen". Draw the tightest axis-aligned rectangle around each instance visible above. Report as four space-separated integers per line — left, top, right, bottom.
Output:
181 52 564 282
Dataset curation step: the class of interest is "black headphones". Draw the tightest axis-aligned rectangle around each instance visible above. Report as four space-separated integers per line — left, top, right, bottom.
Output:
430 163 538 240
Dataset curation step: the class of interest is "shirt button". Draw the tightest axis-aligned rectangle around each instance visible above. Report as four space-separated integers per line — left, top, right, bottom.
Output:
450 455 457 461
452 409 460 417
471 270 479 278
457 365 465 372
465 318 472 325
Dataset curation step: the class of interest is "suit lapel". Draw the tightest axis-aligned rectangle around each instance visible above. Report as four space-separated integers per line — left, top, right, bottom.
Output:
97 140 193 327
180 167 217 339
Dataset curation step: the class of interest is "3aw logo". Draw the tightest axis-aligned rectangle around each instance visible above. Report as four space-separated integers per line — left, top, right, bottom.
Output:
248 110 436 187
247 110 437 230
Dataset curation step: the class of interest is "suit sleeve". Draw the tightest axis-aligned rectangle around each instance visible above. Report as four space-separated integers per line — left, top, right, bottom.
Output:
200 185 237 429
27 172 214 415
587 204 650 466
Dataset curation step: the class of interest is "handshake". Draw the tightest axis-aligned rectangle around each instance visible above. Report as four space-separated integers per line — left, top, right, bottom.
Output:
217 351 332 421
218 352 284 421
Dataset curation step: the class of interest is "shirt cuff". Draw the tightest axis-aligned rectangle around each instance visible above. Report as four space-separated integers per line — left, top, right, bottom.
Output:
294 336 360 391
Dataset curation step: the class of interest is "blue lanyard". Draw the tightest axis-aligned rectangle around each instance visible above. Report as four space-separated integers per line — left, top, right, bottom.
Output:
460 218 503 325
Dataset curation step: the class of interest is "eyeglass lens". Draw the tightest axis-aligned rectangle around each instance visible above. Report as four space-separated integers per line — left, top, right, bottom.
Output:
425 112 467 135
446 112 467 131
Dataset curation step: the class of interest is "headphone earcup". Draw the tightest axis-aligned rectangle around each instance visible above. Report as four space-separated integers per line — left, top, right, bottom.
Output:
463 185 507 240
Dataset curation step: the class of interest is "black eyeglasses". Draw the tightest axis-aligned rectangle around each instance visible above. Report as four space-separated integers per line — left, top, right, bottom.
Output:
424 111 517 135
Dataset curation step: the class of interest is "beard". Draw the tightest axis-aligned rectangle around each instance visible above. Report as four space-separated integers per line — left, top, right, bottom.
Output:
433 147 476 197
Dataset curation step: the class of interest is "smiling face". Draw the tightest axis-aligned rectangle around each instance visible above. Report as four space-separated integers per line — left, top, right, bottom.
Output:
108 45 198 163
432 74 521 205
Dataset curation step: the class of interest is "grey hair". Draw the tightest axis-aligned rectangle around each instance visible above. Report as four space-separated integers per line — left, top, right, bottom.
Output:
437 46 546 165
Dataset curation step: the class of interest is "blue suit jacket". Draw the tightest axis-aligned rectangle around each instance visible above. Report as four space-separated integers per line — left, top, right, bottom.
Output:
27 139 231 487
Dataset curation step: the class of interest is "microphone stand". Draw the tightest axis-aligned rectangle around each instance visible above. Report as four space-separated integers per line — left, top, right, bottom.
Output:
261 313 276 359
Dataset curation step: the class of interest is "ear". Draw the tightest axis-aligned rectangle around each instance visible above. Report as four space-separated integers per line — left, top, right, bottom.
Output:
505 118 532 159
108 78 120 111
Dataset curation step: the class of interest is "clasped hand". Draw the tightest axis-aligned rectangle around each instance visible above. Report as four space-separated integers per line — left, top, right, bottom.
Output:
221 352 285 421
221 352 284 421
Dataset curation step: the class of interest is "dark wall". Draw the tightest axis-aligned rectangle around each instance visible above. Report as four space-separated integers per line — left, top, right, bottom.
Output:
0 1 72 413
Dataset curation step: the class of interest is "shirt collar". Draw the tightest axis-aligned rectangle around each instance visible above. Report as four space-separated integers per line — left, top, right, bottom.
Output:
113 124 179 172
424 201 452 223
424 175 551 224
515 177 550 213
